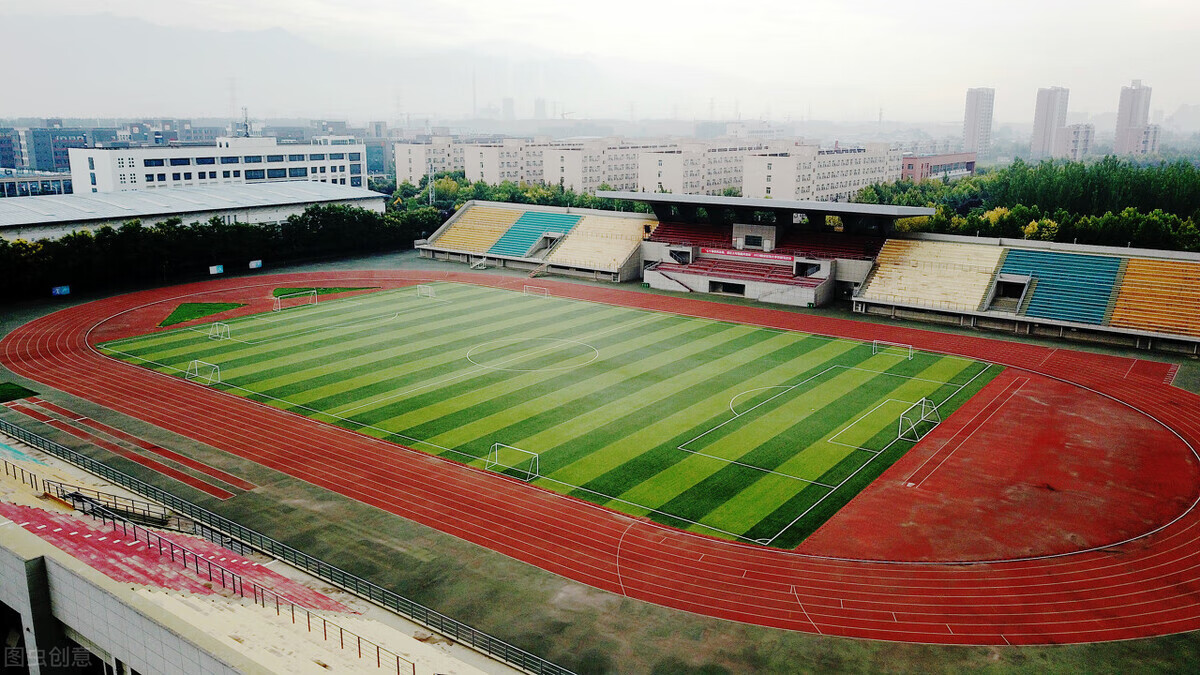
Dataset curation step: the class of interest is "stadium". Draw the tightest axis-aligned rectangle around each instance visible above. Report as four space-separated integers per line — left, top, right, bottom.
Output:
2 192 1200 672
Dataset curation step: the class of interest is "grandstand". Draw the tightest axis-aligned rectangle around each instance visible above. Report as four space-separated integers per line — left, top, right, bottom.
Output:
419 201 650 281
854 233 1200 353
1110 259 1200 338
859 240 1006 312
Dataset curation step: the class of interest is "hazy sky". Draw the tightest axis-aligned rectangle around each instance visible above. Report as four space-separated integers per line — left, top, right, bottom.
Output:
3 1 1197 123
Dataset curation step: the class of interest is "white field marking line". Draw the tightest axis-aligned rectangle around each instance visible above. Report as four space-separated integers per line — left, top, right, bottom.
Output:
760 362 997 546
336 313 659 416
729 386 791 417
1037 347 1058 367
792 585 823 634
1124 358 1139 379
826 398 916 453
901 372 1025 486
615 520 635 596
182 303 433 347
674 446 837 489
465 338 600 373
912 377 1028 489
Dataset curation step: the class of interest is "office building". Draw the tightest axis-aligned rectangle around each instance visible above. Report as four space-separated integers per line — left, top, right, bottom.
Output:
900 152 977 183
70 136 367 193
1030 87 1070 159
963 88 995 157
0 169 73 198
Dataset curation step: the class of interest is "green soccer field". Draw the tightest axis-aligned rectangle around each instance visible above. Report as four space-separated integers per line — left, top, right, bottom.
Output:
99 283 1000 548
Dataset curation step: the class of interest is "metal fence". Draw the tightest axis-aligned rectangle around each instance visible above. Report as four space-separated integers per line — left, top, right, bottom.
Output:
0 417 573 675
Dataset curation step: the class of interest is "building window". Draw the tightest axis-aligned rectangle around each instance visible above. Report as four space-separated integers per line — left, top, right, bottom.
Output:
765 186 771 195
286 154 303 161
220 156 239 164
350 163 362 175
244 156 262 163
289 167 308 177
184 172 192 179
208 171 217 179
158 173 166 181
267 168 287 178
233 171 241 177
172 173 181 180
170 158 191 166
349 152 361 161
267 155 284 162
196 157 216 165
87 157 95 170
329 153 344 160
351 176 362 187
319 166 326 173
309 153 326 161
223 170 231 178
89 173 96 185
145 174 154 182
144 159 165 167
245 169 265 179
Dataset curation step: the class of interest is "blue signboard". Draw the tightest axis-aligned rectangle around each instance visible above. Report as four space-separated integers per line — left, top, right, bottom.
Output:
51 285 71 296
209 265 224 275
249 260 263 269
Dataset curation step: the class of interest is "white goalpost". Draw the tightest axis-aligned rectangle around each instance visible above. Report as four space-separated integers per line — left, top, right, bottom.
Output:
523 285 550 298
415 284 437 298
184 360 221 385
872 340 914 360
897 398 941 442
485 443 540 482
272 289 317 312
207 322 231 340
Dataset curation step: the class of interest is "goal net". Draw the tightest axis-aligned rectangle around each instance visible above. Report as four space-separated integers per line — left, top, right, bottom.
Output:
897 398 941 442
485 443 540 482
872 340 914 360
207 322 231 340
523 285 550 298
184 360 221 385
273 289 317 312
415 284 437 298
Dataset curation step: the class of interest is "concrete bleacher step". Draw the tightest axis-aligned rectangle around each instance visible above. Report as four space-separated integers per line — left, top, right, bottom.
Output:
1103 257 1130 324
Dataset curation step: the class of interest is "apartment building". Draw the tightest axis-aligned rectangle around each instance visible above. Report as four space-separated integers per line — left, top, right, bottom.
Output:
1030 86 1070 159
743 143 902 202
394 137 465 184
1053 123 1095 161
637 141 785 195
70 136 367 193
963 87 996 157
1114 79 1160 155
539 139 677 193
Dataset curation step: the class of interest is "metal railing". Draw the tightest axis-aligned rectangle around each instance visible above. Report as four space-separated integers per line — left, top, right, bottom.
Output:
0 417 573 675
2 455 39 490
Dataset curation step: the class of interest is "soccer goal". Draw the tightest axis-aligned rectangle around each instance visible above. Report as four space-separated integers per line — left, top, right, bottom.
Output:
523 285 550 298
897 398 941 442
485 443 540 482
872 340 914 360
207 322 231 340
272 289 317 312
415 284 437 298
184 360 221 385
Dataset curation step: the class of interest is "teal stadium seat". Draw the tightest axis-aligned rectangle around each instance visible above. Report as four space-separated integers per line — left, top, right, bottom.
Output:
1000 249 1122 325
487 212 582 258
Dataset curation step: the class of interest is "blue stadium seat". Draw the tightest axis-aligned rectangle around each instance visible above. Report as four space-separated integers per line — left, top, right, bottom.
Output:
1000 249 1122 325
487 212 582 258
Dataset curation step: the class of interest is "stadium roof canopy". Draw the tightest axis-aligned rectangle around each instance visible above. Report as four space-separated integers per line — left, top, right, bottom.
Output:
0 182 383 229
596 191 934 233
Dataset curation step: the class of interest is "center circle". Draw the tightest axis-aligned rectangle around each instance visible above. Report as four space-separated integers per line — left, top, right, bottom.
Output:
465 337 600 372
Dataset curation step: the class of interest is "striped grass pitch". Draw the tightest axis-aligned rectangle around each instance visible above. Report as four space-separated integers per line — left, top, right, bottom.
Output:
99 283 1000 548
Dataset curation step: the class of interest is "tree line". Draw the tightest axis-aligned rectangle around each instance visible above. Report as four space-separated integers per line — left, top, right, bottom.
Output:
0 205 440 302
389 171 654 215
856 157 1200 251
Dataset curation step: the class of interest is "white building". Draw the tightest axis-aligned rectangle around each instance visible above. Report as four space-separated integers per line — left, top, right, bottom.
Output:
0 182 385 241
637 141 786 195
963 87 995 157
540 139 677 193
1115 79 1160 155
1053 123 1095 161
70 136 368 194
742 143 902 202
1030 87 1070 159
394 137 466 184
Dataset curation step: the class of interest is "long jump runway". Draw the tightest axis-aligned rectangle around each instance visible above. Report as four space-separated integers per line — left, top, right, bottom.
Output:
3 270 1200 645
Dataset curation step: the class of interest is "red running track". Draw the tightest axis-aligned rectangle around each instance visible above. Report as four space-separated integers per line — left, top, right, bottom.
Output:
4 270 1200 645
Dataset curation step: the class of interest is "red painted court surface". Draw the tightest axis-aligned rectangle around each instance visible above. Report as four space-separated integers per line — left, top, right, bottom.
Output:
3 270 1200 645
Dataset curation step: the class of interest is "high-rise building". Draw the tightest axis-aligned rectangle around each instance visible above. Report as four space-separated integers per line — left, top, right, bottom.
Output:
1030 87 1070 159
1053 123 1095 161
963 88 995 157
1115 79 1159 155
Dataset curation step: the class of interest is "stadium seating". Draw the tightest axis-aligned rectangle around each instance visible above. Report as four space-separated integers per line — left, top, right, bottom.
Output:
1109 258 1200 337
429 205 522 254
774 231 885 260
1000 249 1122 325
546 214 657 271
859 240 1005 311
648 222 734 248
655 258 823 287
487 211 582 258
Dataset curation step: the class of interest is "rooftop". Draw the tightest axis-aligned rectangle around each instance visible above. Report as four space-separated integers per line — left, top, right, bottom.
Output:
596 191 935 218
0 182 384 228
